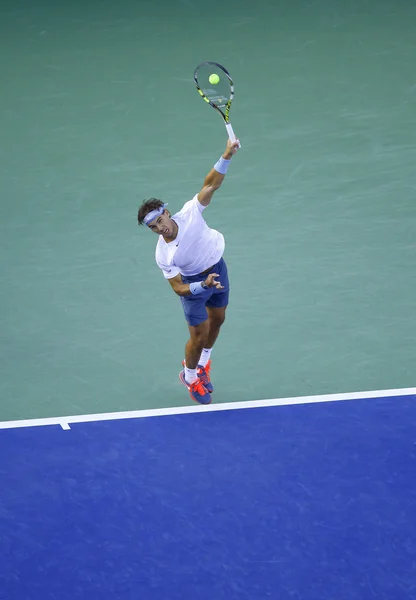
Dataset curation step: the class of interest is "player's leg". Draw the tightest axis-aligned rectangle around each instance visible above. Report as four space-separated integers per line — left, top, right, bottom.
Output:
199 258 230 391
179 258 229 401
206 305 227 349
203 258 229 351
196 305 227 393
195 305 226 393
179 295 213 404
185 319 210 370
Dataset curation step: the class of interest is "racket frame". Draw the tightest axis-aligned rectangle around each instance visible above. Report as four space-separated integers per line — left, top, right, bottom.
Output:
194 61 240 146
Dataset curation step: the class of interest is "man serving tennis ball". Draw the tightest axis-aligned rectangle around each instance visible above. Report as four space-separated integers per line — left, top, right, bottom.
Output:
137 137 240 405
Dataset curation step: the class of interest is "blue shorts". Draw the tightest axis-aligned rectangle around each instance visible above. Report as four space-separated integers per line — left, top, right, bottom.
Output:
180 258 230 326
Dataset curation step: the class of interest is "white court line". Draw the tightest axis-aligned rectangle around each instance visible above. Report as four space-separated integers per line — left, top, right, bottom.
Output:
0 387 415 431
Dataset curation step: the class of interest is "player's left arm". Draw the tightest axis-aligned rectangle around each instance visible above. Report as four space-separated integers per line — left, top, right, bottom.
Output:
197 138 240 207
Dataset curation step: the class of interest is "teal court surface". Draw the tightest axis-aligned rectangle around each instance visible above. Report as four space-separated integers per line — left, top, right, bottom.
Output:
1 0 416 597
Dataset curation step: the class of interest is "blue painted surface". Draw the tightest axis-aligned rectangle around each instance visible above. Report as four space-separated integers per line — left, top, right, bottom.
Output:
1 396 416 599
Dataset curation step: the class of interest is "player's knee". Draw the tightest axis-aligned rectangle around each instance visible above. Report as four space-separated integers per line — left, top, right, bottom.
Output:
210 311 226 328
190 325 209 348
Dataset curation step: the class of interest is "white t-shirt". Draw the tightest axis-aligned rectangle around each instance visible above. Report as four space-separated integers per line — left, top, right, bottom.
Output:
155 195 225 279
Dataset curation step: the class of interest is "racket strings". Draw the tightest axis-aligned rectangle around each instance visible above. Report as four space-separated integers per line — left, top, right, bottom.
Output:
195 65 233 109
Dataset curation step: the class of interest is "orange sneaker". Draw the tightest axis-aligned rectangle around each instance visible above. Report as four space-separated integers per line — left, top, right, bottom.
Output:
197 360 213 393
181 360 214 393
179 369 212 405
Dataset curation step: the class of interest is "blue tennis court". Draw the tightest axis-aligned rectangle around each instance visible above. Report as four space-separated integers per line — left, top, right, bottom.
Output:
1 390 416 599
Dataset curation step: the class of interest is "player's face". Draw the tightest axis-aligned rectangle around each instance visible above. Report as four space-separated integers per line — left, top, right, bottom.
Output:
148 210 175 238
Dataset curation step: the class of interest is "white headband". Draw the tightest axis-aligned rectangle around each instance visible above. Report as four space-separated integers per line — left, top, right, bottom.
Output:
144 203 168 226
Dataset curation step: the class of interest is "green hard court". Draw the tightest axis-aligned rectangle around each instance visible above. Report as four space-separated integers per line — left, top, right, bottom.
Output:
1 0 415 422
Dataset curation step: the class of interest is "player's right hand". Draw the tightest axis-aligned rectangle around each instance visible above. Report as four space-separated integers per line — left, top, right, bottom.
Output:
224 138 240 158
204 273 224 290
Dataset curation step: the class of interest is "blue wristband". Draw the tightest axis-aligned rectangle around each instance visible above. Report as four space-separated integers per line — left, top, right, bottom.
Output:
213 156 231 175
190 281 206 295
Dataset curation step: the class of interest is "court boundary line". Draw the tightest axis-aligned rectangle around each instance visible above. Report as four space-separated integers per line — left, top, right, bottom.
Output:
0 387 415 430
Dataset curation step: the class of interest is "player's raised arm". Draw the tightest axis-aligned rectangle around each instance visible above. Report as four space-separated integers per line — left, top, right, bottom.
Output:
197 138 240 207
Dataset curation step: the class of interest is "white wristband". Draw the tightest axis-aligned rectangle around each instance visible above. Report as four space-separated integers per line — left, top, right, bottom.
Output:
213 156 231 175
190 281 205 295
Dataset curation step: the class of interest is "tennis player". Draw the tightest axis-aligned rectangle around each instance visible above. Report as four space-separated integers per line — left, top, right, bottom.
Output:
138 138 240 404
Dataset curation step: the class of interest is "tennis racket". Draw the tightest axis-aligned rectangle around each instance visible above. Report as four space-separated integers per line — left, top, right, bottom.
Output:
194 61 240 147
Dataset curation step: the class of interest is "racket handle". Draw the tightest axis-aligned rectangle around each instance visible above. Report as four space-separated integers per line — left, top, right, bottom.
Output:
225 122 241 148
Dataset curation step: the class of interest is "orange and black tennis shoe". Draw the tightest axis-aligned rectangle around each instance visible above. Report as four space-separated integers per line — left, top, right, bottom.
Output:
179 369 212 405
182 360 214 393
197 360 214 393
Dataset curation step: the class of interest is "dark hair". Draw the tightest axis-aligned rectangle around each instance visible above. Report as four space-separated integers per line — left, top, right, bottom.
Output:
137 198 165 226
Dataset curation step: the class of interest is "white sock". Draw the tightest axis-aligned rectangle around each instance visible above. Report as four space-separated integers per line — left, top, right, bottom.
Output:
199 348 212 367
184 366 198 384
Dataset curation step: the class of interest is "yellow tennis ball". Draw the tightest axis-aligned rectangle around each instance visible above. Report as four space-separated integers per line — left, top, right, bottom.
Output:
209 73 220 85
